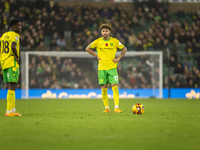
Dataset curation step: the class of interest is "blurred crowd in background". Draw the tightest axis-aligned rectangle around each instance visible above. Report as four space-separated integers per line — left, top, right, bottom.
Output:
0 0 200 89
24 54 160 89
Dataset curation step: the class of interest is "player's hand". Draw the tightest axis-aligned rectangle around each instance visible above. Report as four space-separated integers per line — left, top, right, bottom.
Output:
112 58 120 63
97 56 101 61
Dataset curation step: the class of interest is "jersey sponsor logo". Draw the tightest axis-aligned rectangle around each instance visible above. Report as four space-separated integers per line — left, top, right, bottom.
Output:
100 47 113 50
110 43 114 46
105 43 108 46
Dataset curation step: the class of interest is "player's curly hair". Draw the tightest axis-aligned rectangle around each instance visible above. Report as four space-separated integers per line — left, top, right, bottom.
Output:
100 24 111 31
9 19 20 27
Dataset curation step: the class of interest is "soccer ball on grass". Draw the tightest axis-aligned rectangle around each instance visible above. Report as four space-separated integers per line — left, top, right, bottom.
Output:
132 103 144 114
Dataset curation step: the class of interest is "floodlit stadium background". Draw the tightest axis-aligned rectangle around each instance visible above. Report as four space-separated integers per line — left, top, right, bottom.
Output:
1 0 200 98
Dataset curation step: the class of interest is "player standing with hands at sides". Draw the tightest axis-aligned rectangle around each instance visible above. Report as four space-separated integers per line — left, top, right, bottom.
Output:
0 19 22 116
85 24 127 113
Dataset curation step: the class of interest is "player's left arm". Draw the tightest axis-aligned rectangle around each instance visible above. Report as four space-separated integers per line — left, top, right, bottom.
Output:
11 42 19 63
113 46 127 63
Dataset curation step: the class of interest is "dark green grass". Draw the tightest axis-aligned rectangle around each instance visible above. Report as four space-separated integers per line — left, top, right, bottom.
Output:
0 99 200 150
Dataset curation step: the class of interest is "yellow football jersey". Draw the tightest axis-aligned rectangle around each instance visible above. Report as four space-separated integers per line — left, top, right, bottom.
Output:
90 37 124 70
0 31 20 69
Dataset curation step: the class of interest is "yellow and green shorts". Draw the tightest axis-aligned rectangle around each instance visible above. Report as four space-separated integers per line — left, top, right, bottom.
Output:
98 68 119 85
2 67 19 83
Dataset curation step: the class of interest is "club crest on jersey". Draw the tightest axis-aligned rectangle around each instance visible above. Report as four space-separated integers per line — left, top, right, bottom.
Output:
105 43 108 46
110 43 114 46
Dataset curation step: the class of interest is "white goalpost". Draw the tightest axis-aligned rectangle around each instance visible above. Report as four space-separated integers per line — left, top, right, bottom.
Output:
21 51 163 98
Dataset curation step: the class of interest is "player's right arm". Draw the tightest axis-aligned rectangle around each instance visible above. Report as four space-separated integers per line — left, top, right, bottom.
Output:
85 40 101 61
11 42 19 63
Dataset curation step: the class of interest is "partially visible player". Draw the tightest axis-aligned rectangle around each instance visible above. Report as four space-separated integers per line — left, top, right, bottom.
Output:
85 24 127 113
0 19 22 116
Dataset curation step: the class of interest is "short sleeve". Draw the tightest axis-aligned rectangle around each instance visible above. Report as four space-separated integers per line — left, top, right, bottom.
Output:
12 35 19 44
90 39 98 49
115 38 124 50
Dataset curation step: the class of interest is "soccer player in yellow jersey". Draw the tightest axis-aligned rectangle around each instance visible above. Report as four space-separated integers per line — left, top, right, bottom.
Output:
85 24 127 113
0 19 22 116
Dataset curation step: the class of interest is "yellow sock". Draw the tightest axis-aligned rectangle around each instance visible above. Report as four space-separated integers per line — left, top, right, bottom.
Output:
7 90 15 112
112 86 119 107
101 88 109 108
12 92 16 112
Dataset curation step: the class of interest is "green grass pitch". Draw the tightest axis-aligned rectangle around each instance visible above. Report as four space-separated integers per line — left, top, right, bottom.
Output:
0 98 200 150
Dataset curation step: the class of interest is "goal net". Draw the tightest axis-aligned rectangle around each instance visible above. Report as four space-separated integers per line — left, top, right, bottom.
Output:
21 51 163 98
